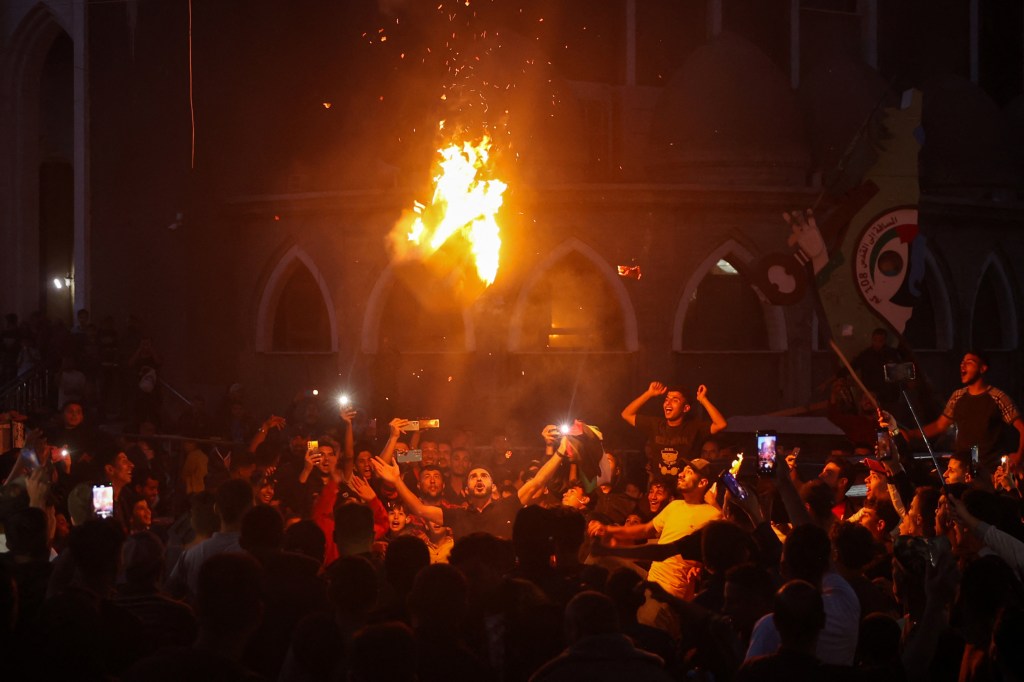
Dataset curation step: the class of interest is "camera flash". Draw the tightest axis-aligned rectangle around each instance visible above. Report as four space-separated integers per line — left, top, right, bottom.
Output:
560 424 570 435
312 389 319 396
339 394 350 406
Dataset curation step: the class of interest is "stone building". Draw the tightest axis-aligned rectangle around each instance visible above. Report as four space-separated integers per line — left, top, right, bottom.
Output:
2 1 1022 445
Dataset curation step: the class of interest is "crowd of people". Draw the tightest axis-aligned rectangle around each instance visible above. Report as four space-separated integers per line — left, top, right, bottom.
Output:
1 311 1024 682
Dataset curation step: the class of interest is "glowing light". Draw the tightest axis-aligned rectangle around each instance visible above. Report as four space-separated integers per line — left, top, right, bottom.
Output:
398 127 506 286
729 452 744 475
52 278 63 290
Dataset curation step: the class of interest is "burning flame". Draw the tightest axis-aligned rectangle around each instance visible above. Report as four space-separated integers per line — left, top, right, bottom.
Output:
729 452 743 476
402 131 506 286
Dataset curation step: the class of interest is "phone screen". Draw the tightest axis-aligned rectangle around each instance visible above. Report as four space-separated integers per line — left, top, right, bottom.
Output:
876 429 893 461
92 485 114 519
845 484 868 498
756 431 777 475
396 449 423 464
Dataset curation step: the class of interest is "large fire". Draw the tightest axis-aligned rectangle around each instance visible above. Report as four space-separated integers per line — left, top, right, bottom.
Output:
400 131 506 287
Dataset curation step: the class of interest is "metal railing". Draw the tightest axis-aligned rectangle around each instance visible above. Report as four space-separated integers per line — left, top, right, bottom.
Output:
0 366 51 415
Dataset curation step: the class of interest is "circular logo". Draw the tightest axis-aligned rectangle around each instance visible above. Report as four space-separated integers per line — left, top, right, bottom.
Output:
853 207 923 333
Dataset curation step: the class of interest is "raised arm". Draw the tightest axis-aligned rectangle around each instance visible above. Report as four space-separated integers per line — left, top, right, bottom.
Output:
378 418 409 465
248 414 285 453
696 384 728 434
517 445 566 505
905 414 953 442
587 518 659 542
339 408 356 479
775 451 813 528
370 455 443 525
621 382 665 427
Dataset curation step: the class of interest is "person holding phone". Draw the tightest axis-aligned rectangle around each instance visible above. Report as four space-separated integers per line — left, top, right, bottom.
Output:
93 446 136 531
621 381 728 481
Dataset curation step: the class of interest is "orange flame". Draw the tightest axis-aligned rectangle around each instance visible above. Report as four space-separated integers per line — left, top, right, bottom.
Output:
399 130 506 286
729 452 743 476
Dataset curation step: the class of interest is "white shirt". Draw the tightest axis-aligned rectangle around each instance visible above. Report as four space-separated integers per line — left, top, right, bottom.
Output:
745 570 861 665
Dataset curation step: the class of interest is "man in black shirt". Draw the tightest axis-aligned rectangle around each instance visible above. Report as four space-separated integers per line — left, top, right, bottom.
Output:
371 438 566 540
904 350 1024 474
621 381 728 480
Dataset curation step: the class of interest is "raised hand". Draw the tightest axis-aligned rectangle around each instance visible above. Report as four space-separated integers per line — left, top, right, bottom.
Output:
371 456 400 484
783 208 828 273
389 418 410 438
348 473 377 502
647 382 667 398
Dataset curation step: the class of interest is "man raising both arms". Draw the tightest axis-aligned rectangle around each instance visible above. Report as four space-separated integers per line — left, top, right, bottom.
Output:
903 350 1024 475
622 381 728 480
371 424 571 540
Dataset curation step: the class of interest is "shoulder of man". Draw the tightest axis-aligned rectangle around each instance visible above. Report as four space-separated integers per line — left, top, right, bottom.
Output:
633 414 659 432
945 387 970 415
986 386 1020 422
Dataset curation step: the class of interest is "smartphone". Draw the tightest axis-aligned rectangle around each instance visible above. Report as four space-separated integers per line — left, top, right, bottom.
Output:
721 471 748 500
397 448 423 464
19 447 40 471
876 428 893 461
306 440 318 453
845 483 868 498
756 431 777 475
92 484 114 519
883 362 916 383
970 445 979 476
404 419 440 431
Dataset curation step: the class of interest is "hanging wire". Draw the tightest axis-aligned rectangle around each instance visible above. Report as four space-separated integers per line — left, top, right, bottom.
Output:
188 0 195 169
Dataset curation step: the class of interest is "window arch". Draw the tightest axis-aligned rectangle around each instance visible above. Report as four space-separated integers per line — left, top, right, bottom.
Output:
673 241 786 352
970 255 1018 350
903 250 954 351
256 246 337 352
508 238 638 352
4 5 81 318
360 265 475 354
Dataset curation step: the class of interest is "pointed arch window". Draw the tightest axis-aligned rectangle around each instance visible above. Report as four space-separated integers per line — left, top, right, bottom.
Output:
900 251 954 351
513 250 630 352
680 258 770 351
271 265 332 352
970 260 1018 350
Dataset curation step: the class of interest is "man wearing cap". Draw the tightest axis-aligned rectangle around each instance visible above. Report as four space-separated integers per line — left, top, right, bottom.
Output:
622 381 728 481
903 350 1024 474
850 457 915 531
588 458 721 600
